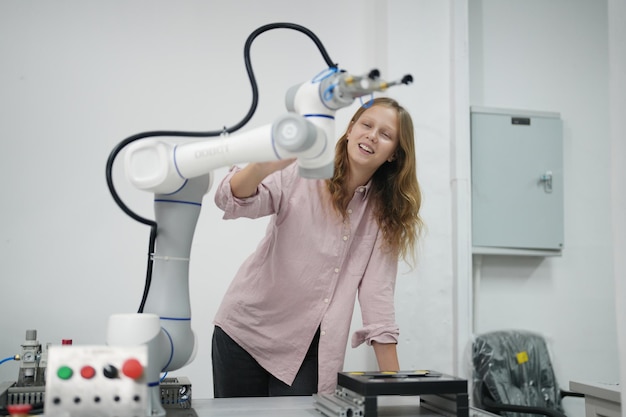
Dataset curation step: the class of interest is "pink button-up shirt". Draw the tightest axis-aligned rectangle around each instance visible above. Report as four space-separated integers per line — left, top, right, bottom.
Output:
213 162 399 394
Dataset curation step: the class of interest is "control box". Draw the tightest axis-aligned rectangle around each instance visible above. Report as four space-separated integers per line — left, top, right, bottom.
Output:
44 345 148 417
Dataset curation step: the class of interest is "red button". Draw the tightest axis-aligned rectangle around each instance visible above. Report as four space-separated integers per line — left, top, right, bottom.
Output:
6 404 32 415
122 358 143 380
81 365 96 379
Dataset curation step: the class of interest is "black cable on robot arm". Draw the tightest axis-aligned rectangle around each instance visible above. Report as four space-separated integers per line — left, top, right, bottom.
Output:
105 23 337 313
233 22 337 130
250 22 335 67
106 22 337 229
105 130 214 228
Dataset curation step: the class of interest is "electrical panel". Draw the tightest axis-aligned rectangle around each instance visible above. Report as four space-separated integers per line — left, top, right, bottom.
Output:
471 106 564 255
44 345 148 417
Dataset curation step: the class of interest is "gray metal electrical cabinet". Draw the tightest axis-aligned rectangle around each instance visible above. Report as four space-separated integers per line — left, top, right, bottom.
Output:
471 107 564 255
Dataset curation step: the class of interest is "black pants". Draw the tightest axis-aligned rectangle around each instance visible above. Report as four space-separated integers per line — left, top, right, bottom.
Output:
211 325 319 397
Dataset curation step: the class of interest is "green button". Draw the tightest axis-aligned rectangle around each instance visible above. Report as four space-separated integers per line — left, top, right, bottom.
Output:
57 366 73 380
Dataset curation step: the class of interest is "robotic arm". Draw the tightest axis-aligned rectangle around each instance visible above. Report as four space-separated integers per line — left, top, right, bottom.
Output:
103 25 412 417
123 67 413 195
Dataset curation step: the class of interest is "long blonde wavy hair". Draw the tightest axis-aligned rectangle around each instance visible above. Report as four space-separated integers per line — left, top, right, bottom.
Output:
326 97 424 266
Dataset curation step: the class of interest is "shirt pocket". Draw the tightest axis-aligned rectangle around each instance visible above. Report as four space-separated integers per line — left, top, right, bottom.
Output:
345 235 377 276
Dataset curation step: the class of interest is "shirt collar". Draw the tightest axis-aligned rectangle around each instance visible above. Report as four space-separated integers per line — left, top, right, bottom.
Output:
354 180 372 200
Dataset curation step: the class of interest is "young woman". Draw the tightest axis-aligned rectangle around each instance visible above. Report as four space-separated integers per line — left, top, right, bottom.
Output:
212 97 423 397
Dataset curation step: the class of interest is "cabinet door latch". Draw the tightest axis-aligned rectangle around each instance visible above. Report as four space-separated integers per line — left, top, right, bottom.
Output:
539 171 553 193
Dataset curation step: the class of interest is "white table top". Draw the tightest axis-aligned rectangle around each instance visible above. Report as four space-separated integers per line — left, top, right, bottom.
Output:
569 381 621 404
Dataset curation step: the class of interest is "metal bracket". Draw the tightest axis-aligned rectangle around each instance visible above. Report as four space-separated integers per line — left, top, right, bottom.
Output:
313 387 365 417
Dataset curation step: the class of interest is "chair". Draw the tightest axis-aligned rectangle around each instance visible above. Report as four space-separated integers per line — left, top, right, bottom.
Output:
471 330 583 417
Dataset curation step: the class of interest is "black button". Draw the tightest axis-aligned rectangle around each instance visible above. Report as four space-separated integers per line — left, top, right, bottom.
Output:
103 364 119 379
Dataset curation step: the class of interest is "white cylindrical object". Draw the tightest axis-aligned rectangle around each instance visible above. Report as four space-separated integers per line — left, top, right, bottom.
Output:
107 313 161 345
174 125 278 179
106 313 168 417
125 140 186 194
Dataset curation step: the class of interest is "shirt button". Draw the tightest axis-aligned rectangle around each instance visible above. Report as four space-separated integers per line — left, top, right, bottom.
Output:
324 298 329 303
334 268 339 273
321 330 327 336
347 209 353 214
343 235 348 241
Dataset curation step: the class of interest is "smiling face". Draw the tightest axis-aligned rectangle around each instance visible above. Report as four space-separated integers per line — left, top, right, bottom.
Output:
346 104 399 181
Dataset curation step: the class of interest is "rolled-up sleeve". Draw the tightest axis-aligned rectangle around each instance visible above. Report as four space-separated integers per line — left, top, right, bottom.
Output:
214 164 294 220
351 237 400 348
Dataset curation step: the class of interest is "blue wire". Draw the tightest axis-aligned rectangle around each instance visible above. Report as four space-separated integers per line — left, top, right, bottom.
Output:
314 67 340 102
311 67 338 83
323 82 338 101
360 95 374 108
0 356 16 365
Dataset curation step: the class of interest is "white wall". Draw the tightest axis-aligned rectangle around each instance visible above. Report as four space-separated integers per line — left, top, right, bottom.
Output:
0 0 457 399
608 0 626 414
387 0 458 375
469 1 619 416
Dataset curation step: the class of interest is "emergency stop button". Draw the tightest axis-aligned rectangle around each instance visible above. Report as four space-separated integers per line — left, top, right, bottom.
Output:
122 358 144 380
